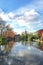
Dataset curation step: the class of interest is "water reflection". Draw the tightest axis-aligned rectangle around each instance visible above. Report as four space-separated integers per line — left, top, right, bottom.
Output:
9 42 43 56
8 42 43 65
0 42 43 65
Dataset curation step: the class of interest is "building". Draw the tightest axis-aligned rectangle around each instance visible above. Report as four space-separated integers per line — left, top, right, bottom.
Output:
38 29 43 37
14 34 21 42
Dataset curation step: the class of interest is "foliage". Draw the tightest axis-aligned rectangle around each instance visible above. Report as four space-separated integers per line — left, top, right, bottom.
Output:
25 31 28 41
28 34 38 41
0 36 2 45
0 36 7 45
28 34 33 41
21 33 25 42
3 25 15 38
20 31 28 43
2 37 7 45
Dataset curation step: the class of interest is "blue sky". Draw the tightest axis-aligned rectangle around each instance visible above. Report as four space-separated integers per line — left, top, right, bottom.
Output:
0 0 43 34
0 0 33 12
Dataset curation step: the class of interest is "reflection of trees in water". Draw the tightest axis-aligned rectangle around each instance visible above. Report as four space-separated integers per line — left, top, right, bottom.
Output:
0 42 43 65
5 41 15 52
9 42 43 65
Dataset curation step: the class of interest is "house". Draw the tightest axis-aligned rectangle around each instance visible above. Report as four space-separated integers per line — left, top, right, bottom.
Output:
14 34 21 42
38 29 43 50
38 29 43 37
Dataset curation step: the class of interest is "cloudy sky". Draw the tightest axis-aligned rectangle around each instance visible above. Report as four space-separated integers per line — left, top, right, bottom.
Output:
0 0 43 34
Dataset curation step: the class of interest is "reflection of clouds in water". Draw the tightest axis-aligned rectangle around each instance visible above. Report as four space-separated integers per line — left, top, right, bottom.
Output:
10 43 28 56
7 42 43 65
27 46 42 55
0 45 5 51
9 42 43 57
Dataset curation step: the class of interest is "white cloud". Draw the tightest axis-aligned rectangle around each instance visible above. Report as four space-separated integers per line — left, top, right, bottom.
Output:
0 8 43 34
8 12 15 18
24 9 39 16
13 28 25 34
24 9 40 22
0 12 10 21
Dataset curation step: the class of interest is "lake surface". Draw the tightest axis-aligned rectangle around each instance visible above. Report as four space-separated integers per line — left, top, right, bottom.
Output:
0 42 43 65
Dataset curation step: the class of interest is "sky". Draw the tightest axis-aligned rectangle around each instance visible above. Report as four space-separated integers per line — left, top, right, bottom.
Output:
0 0 43 34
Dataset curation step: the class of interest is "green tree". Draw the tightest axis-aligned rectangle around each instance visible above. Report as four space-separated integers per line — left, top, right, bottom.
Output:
21 33 25 41
25 31 28 41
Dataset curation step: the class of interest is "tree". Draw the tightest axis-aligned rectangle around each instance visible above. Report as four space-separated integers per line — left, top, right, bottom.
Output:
21 33 25 41
0 17 7 46
3 25 15 49
0 17 6 36
24 31 28 41
3 25 15 38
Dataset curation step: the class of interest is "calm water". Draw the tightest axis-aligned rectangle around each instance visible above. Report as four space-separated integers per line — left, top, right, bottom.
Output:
0 42 43 65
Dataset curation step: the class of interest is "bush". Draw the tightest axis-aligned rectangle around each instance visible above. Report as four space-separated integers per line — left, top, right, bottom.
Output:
0 36 7 45
2 38 7 45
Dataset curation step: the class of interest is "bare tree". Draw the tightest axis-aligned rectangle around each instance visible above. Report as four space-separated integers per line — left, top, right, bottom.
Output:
0 17 6 36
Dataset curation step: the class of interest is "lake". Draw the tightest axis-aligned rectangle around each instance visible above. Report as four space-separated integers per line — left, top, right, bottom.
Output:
0 41 43 65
